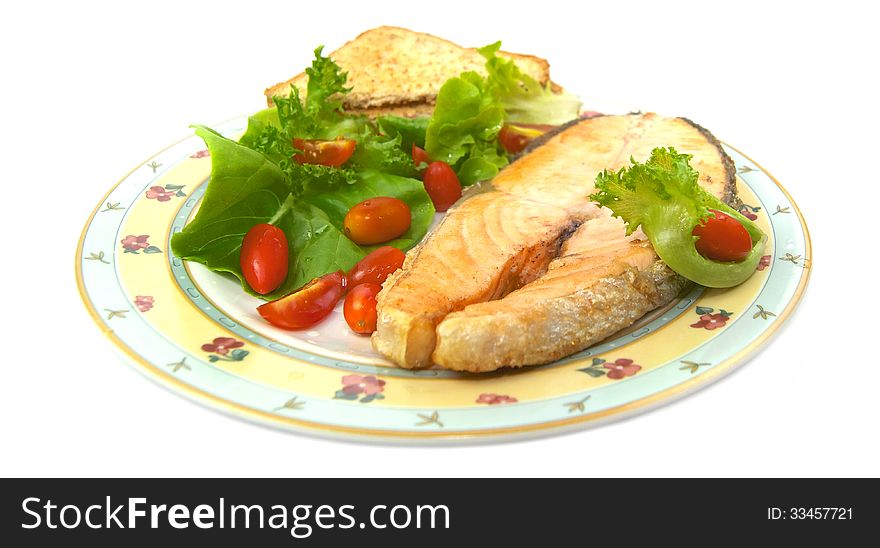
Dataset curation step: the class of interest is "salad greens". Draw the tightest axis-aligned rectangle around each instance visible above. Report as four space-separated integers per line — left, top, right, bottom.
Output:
376 116 429 152
478 42 582 126
424 41 582 185
171 49 434 299
590 147 767 288
425 72 507 185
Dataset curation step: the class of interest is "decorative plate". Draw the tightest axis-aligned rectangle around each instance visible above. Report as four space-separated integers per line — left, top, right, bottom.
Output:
76 114 811 443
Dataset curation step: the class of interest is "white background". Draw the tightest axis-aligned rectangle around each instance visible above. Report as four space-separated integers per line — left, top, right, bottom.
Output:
2 0 878 477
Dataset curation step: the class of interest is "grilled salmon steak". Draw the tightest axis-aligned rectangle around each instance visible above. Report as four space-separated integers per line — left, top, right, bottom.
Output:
372 113 737 371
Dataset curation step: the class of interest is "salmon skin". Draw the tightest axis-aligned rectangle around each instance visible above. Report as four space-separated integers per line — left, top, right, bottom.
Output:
372 113 737 371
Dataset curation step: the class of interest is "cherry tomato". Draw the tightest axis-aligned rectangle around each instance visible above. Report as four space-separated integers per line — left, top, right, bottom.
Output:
239 223 289 295
692 209 753 262
348 246 406 287
292 137 356 167
343 283 382 334
343 197 412 245
498 123 556 154
412 144 430 167
257 271 346 330
423 161 462 212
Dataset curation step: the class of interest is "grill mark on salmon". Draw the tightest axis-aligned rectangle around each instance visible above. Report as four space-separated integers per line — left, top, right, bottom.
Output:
373 113 736 371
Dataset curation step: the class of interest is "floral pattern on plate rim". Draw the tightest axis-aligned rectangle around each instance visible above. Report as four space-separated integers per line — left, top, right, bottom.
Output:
145 183 186 202
476 393 518 405
334 375 386 404
201 337 249 363
577 358 643 380
690 307 734 330
121 234 161 254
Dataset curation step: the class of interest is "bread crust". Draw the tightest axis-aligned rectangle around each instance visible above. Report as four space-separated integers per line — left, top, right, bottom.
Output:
264 26 552 116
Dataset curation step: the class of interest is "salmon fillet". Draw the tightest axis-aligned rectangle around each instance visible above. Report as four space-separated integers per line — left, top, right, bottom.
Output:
433 212 687 370
372 113 736 371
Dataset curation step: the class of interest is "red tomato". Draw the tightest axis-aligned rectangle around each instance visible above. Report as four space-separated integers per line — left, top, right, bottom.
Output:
412 144 430 167
257 271 346 330
348 246 406 287
240 223 288 295
498 123 555 154
343 283 382 334
343 197 412 245
292 137 356 167
423 161 462 212
692 209 753 262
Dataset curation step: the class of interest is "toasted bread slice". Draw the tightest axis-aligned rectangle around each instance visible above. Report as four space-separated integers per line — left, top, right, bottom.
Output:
264 26 552 115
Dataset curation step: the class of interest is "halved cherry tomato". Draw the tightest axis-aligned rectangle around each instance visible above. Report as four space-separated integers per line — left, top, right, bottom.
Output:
292 137 356 167
423 161 462 212
692 209 753 262
498 123 556 154
343 283 382 334
240 223 288 295
412 144 430 167
343 197 412 245
348 246 406 287
257 271 346 330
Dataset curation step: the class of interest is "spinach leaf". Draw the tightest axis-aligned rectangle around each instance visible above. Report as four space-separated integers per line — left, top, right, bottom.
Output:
306 170 435 252
170 126 296 298
286 170 435 291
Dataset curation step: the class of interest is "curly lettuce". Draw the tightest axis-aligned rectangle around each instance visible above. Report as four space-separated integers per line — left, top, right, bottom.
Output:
478 42 581 125
590 147 766 288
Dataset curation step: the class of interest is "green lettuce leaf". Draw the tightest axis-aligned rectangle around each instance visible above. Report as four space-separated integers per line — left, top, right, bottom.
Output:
348 134 418 178
590 147 767 288
425 72 507 185
377 116 429 152
478 42 582 125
